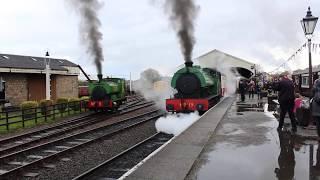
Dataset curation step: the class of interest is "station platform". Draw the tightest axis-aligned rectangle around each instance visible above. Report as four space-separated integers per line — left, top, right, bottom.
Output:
122 96 235 180
123 95 320 180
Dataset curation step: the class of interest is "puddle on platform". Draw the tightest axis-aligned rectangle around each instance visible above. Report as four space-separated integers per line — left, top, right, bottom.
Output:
189 130 319 180
236 102 264 108
187 100 320 180
235 102 266 113
234 100 278 114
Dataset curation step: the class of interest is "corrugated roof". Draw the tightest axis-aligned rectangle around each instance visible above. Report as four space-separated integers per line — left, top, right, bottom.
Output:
0 53 78 71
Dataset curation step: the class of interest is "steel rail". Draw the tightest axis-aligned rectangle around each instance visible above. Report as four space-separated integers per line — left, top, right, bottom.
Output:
0 100 153 156
0 110 163 179
73 132 173 180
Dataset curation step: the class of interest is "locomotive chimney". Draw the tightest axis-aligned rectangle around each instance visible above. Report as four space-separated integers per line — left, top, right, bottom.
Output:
97 74 103 82
185 61 193 67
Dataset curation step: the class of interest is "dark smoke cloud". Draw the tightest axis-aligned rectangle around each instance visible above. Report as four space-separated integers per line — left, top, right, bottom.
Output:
69 0 104 74
164 0 198 62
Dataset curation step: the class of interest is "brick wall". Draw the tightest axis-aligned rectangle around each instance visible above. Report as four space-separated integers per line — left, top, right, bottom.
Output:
55 75 78 99
2 74 28 106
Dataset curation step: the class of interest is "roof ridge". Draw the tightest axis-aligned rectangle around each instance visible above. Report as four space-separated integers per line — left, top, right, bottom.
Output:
0 53 72 61
195 49 254 65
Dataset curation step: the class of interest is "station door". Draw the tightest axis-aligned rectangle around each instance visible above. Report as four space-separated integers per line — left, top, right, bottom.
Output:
27 75 56 101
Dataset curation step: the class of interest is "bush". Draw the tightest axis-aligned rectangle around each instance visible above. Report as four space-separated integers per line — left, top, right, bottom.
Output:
69 98 80 111
56 98 68 113
80 96 89 101
21 101 38 119
39 99 53 115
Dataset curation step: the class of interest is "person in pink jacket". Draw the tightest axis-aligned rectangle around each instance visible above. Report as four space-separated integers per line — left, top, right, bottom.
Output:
293 93 302 113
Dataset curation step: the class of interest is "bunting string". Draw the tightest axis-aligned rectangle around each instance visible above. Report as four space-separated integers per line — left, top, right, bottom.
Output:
268 41 320 74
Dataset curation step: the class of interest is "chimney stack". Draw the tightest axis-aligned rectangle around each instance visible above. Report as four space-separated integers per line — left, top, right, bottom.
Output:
97 74 103 82
185 61 193 67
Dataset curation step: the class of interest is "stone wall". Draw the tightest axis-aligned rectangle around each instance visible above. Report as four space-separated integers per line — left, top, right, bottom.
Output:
2 74 28 106
55 75 78 99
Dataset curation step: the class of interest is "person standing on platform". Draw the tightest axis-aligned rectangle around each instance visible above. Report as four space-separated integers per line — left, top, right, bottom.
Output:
248 79 255 99
274 73 297 132
257 81 262 99
311 79 320 137
239 80 247 102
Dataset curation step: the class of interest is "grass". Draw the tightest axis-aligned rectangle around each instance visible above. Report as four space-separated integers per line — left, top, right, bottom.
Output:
0 108 88 134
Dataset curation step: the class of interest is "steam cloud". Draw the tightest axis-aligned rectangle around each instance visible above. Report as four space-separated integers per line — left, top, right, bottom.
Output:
164 0 198 62
155 112 200 136
69 0 104 74
133 68 174 109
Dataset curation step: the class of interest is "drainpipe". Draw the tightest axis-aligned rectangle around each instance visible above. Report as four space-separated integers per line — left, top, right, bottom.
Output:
45 51 51 100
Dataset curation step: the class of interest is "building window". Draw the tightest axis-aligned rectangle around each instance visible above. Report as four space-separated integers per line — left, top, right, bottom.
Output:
302 76 309 88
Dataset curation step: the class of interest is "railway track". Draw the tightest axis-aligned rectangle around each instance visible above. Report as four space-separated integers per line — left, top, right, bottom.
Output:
0 99 153 157
73 132 173 180
0 109 163 179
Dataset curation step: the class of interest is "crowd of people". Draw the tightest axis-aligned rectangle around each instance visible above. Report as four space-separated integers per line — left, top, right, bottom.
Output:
238 73 320 136
238 78 264 102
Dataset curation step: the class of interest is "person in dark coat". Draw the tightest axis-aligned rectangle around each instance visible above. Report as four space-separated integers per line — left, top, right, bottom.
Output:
274 74 297 132
311 79 320 137
239 80 247 102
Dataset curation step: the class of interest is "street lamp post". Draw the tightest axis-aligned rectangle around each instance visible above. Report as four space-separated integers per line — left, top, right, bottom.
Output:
301 7 318 97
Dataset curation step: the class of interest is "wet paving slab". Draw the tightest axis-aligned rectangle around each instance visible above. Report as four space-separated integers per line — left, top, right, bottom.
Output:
186 97 320 180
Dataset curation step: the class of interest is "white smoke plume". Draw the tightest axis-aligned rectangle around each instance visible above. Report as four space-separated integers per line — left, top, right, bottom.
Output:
155 112 200 136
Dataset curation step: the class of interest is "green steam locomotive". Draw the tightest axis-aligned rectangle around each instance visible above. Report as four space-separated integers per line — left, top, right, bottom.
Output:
87 74 127 111
166 62 223 113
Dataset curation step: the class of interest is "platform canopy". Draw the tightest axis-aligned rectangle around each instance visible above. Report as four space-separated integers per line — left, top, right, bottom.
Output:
193 49 255 79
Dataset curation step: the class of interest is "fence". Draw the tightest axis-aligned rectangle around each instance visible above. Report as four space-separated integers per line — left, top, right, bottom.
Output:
0 100 88 131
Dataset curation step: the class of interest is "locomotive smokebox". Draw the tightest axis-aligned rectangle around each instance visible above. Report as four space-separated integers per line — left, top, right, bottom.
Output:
97 74 103 82
185 61 193 67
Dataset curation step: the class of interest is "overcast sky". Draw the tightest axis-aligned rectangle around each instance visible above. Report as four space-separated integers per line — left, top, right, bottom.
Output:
1 0 320 79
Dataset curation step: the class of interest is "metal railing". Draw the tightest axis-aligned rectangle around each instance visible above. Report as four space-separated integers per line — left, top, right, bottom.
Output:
0 100 88 131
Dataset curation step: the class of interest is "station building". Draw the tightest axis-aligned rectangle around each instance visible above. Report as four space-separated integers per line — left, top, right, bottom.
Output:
182 49 255 95
194 49 255 78
0 53 80 106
